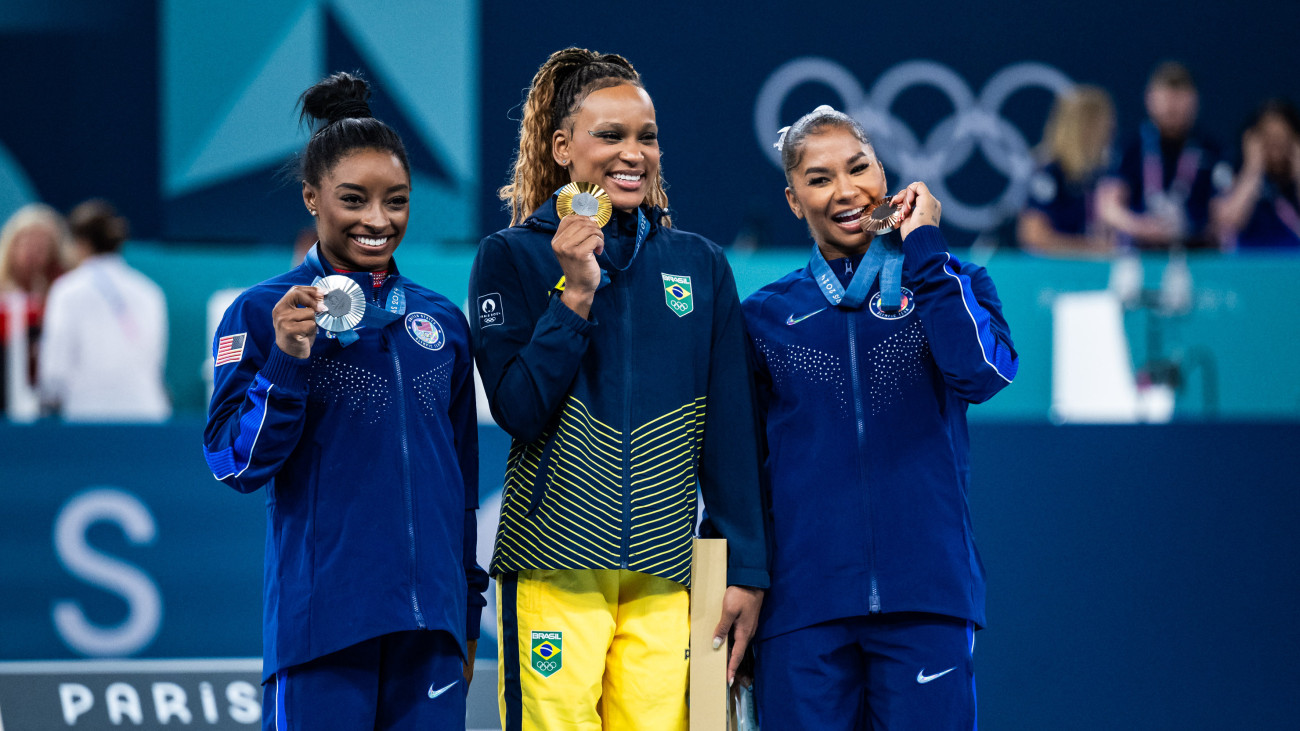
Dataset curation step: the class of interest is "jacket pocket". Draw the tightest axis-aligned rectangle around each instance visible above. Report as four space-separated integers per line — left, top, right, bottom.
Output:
525 435 558 518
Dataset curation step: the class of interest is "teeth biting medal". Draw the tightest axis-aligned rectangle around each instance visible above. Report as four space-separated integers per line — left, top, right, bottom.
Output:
555 182 613 227
312 275 366 332
860 198 903 234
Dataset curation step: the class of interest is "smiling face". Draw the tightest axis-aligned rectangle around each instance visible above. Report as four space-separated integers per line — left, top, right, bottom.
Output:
553 83 660 213
784 127 888 259
303 147 410 272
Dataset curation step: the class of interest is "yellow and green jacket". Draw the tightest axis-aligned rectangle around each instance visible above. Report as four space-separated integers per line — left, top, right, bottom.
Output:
469 203 768 588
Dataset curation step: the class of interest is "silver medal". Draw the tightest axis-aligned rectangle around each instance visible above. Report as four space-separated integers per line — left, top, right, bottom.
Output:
312 275 366 333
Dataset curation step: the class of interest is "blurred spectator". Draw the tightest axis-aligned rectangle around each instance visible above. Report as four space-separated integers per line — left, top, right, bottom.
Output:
1018 85 1117 257
1097 61 1232 250
38 199 170 422
1211 99 1300 251
0 203 69 414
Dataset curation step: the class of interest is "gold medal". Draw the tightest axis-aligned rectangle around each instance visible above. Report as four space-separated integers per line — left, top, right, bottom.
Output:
860 199 903 234
312 275 366 333
555 182 613 228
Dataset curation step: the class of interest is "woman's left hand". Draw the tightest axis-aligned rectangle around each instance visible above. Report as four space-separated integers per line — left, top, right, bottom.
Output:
890 181 942 240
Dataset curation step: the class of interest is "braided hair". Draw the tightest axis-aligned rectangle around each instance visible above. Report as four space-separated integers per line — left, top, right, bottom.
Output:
499 47 671 226
297 71 409 186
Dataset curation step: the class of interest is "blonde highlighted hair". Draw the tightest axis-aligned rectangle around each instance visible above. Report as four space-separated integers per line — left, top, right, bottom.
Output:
498 47 670 226
1041 85 1116 182
0 203 70 295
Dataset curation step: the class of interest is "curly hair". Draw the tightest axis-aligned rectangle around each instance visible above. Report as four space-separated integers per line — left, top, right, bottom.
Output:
499 47 671 226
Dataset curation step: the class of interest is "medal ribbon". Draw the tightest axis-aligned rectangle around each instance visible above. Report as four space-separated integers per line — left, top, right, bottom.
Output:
808 236 905 311
305 244 407 347
1141 122 1202 208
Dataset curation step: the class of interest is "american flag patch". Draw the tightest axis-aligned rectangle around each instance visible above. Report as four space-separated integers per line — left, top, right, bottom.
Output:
215 333 247 366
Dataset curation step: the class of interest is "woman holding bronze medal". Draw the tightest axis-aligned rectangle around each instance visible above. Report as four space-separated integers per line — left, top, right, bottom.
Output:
203 72 488 730
469 47 768 730
742 106 1019 730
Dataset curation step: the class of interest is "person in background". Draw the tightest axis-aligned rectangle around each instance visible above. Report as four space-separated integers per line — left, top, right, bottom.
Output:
203 71 487 730
38 199 170 422
1018 85 1117 257
470 47 768 731
1097 61 1231 250
744 106 1017 730
0 203 68 414
1211 98 1300 251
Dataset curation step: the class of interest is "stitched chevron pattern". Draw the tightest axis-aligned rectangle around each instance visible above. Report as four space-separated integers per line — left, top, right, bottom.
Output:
491 395 707 586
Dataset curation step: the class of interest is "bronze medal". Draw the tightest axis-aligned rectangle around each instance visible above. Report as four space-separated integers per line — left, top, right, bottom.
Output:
860 199 903 234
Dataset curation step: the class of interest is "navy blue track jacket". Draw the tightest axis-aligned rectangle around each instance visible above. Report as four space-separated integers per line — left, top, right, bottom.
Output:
743 226 1017 640
203 248 489 680
469 204 769 588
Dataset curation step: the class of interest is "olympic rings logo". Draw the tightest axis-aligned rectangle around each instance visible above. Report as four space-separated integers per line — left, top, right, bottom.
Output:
755 58 1075 231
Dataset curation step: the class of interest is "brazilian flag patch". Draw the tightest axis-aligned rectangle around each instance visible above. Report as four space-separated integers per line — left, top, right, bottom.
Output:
662 273 694 317
531 631 563 677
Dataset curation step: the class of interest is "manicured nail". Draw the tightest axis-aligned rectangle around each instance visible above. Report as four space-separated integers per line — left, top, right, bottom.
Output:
712 636 723 650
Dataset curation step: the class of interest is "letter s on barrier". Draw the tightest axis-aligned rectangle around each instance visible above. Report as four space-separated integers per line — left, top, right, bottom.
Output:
52 487 163 657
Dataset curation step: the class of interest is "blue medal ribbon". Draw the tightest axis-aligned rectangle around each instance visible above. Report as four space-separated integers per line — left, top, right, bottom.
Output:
304 244 407 346
551 187 651 285
808 236 905 311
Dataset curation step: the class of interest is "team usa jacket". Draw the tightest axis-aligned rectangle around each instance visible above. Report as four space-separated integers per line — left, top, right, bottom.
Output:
469 203 769 589
203 247 489 680
743 226 1018 640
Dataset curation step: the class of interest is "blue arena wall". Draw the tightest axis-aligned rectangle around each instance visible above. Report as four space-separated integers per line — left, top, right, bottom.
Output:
1 421 1297 728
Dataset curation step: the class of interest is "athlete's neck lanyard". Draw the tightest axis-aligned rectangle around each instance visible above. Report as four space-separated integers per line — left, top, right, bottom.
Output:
549 189 652 274
305 244 407 347
808 236 904 311
1141 122 1201 207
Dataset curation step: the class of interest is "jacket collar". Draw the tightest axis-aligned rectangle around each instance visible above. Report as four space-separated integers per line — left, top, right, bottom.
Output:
520 199 666 236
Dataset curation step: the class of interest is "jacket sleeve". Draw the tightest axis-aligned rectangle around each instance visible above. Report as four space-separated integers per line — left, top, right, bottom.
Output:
448 309 489 642
699 251 770 589
902 225 1018 404
36 278 75 410
202 290 311 493
468 232 593 442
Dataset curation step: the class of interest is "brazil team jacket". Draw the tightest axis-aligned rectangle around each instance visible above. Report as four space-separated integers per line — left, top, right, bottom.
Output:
743 226 1018 640
469 204 769 589
203 247 488 680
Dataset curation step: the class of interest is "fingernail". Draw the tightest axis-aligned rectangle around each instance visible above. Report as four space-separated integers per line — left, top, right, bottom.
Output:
712 637 723 650
728 677 734 688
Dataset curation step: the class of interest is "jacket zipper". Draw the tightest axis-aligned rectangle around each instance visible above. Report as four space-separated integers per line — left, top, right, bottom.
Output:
381 283 424 628
847 311 881 613
619 278 632 570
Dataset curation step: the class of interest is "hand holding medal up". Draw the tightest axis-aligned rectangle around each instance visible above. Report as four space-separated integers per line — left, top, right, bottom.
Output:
860 181 942 240
551 182 613 318
273 285 328 359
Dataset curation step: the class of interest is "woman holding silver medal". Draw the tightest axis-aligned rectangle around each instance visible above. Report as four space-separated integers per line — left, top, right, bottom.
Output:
203 72 488 730
469 47 768 731
742 105 1019 730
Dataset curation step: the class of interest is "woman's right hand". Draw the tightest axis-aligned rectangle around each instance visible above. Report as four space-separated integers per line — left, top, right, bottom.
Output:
273 285 326 359
551 214 605 319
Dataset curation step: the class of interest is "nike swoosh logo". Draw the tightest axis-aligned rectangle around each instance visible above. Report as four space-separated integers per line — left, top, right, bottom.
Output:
427 680 458 699
916 667 956 684
785 307 827 326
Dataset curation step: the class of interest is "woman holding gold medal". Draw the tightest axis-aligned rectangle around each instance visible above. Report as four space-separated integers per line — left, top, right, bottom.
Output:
742 106 1019 730
469 48 768 730
203 72 488 730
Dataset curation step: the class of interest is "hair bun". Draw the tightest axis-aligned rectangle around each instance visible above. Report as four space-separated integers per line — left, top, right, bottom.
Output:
299 71 373 129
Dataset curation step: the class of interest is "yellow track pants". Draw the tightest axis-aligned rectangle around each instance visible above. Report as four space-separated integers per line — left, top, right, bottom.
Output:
497 569 689 731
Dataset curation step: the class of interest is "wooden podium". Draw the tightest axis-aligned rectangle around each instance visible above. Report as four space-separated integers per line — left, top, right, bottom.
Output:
689 538 729 730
